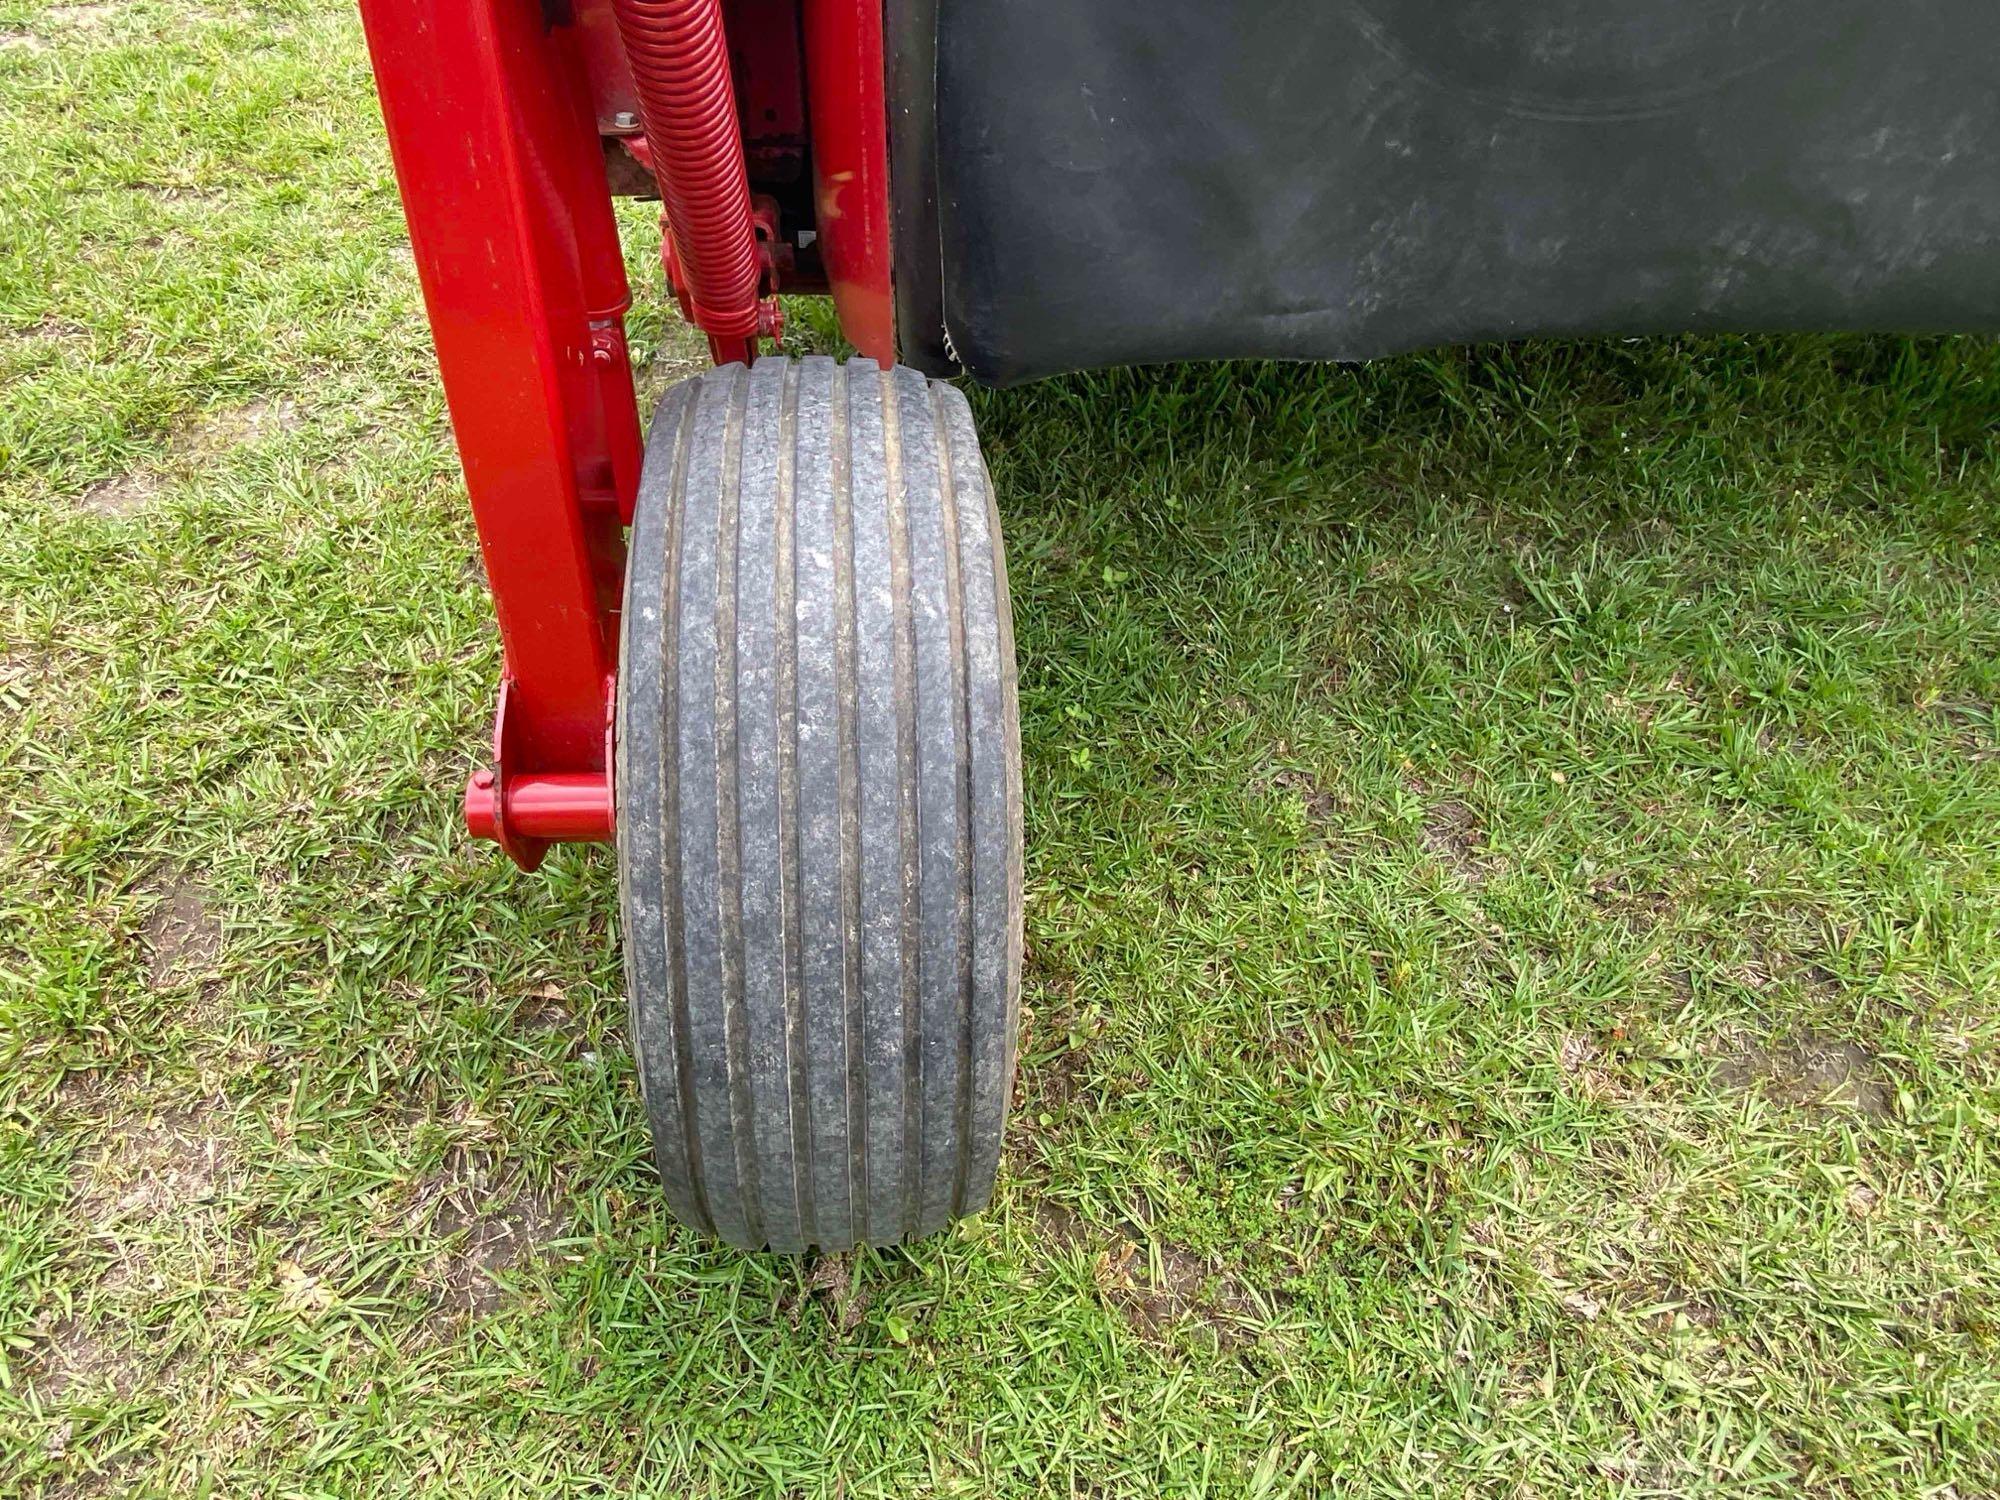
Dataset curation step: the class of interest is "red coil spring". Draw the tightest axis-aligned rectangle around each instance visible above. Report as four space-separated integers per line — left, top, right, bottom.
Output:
610 0 765 353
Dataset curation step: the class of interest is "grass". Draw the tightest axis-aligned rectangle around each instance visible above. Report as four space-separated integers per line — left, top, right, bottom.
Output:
3 2 1999 1494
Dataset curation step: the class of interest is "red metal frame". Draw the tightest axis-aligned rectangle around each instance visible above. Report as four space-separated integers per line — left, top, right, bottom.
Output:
357 0 892 867
800 0 894 362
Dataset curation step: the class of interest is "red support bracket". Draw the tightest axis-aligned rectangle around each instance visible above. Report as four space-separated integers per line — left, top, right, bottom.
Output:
356 0 637 869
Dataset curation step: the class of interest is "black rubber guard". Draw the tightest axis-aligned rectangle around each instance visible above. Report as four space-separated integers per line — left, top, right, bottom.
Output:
890 0 2000 384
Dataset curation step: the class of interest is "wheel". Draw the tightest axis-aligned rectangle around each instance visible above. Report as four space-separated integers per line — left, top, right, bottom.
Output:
616 355 1024 1252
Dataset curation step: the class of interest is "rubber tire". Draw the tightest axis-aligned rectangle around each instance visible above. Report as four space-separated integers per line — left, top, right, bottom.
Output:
617 356 1023 1253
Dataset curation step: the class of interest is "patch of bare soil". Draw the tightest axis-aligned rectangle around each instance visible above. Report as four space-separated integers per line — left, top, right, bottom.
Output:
48 3 117 28
130 182 222 204
797 1253 871 1332
1036 1200 1273 1348
1712 1031 1893 1118
1266 764 1339 823
1012 952 1094 1122
515 981 580 1037
76 1105 238 1222
80 471 162 517
3 4 112 51
1615 1272 1723 1331
190 396 300 452
1021 944 1076 1007
1421 798 1493 885
68 1097 240 1312
143 874 222 987
5 316 89 349
1584 867 1678 923
77 395 304 516
1020 1038 1089 1119
53 1066 116 1120
1557 1030 1599 1076
22 1318 140 1405
0 644 50 716
425 1156 565 1316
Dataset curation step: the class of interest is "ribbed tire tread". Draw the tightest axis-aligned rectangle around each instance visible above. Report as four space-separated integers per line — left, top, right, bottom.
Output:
617 356 1023 1253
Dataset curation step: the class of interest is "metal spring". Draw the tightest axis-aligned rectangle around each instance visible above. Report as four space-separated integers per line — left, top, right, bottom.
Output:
610 0 763 343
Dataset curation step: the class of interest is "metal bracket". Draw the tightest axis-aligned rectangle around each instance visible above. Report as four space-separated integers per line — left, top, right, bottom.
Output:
464 676 616 871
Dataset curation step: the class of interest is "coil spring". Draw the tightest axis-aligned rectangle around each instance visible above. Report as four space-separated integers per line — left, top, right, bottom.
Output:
610 0 763 343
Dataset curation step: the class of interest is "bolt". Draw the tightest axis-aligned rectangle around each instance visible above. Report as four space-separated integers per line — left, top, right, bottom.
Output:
610 110 639 132
473 770 495 790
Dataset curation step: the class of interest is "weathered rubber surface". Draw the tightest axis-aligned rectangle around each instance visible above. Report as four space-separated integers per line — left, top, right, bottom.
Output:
617 356 1023 1253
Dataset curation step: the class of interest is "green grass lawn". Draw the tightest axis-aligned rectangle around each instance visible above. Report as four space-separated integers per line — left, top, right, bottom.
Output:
4 2 2000 1495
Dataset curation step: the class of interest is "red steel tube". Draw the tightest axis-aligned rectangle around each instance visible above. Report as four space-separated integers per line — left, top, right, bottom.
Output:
465 771 613 844
801 0 894 364
610 0 766 364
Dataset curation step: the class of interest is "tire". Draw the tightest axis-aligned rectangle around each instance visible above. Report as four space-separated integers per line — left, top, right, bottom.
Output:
617 356 1023 1253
